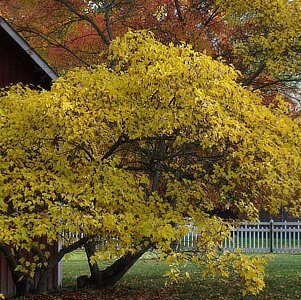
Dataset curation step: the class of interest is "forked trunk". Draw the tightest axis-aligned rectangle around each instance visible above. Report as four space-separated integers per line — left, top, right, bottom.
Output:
79 240 152 289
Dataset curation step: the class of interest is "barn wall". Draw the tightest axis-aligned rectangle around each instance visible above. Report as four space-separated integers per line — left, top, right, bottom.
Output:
0 27 52 90
0 239 60 297
0 23 60 297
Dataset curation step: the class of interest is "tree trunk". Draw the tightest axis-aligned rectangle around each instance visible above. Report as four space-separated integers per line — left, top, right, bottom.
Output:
80 239 103 288
0 243 34 296
79 241 152 289
0 237 89 296
34 236 89 294
99 245 151 288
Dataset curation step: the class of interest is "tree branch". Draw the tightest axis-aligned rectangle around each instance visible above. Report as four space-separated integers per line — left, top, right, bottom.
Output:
35 236 90 294
0 242 17 274
102 134 129 161
0 242 34 295
31 246 47 265
174 0 185 23
16 26 92 68
203 6 221 28
105 2 115 41
244 62 266 86
54 0 111 46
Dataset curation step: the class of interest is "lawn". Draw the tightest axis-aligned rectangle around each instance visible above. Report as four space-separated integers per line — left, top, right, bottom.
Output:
55 250 301 300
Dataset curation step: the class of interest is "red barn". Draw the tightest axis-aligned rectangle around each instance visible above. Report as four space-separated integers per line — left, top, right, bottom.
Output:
0 16 57 89
0 16 61 297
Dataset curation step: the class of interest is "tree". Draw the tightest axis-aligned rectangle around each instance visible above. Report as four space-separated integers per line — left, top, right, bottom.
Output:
1 0 301 98
1 30 301 296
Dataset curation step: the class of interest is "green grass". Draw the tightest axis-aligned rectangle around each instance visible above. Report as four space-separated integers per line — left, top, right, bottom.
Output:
62 250 301 299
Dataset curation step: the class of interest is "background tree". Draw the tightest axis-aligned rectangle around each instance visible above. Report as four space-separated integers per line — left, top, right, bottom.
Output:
1 0 301 103
1 31 301 296
1 0 227 71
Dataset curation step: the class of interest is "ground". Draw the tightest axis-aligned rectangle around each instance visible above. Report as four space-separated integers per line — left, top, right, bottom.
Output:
17 251 301 300
27 287 181 300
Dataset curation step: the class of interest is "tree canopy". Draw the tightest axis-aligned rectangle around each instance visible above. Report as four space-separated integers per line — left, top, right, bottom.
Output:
1 30 301 296
1 0 301 100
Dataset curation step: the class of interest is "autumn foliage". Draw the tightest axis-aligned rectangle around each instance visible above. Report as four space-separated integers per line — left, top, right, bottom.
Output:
1 0 301 298
0 29 301 296
1 0 300 90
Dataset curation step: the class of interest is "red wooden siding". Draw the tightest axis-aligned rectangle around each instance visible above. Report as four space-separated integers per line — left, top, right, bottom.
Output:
0 239 60 298
1 19 60 297
0 26 52 90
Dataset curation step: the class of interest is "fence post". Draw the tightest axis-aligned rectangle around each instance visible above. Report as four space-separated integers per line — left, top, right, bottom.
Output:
297 220 300 249
270 219 274 253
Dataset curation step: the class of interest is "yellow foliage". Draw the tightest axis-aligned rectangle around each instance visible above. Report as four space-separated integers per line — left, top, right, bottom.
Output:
1 30 301 295
217 0 301 80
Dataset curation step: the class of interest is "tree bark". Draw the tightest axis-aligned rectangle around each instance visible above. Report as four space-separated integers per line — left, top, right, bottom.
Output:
34 236 90 294
79 240 152 289
0 243 34 296
81 239 103 287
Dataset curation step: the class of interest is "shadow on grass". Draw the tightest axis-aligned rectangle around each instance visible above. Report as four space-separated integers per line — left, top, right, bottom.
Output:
60 250 301 300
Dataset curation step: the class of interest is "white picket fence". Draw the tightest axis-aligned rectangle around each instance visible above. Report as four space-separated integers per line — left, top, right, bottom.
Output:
181 220 301 253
